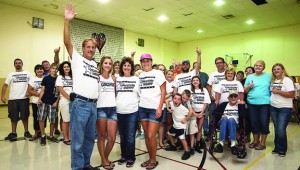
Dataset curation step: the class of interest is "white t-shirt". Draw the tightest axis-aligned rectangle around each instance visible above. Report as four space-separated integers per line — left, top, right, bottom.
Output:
207 71 226 98
164 80 175 109
56 75 73 103
97 75 116 108
170 102 188 129
5 71 32 100
116 76 140 114
28 76 43 104
174 69 196 94
223 103 239 123
216 80 244 104
271 77 295 108
139 69 166 109
191 88 211 112
71 48 99 99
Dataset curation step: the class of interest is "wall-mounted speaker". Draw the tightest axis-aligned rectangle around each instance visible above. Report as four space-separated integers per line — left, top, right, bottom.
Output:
251 0 268 6
32 17 44 29
138 38 144 47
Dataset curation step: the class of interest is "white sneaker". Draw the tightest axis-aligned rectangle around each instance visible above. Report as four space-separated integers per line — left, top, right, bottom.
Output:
58 132 64 141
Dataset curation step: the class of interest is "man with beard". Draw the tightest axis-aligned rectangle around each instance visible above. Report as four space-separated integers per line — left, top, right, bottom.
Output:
1 58 33 141
173 48 201 94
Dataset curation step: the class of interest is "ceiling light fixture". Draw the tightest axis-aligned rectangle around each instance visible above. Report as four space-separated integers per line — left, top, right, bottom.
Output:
214 0 225 6
99 0 110 4
158 15 168 22
246 19 255 24
197 29 204 33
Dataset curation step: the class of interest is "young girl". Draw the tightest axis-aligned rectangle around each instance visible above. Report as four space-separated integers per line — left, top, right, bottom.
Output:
56 61 73 145
97 56 117 170
27 64 44 141
191 76 211 153
112 61 120 78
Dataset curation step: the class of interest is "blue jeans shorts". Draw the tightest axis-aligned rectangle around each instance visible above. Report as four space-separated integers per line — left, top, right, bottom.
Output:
97 107 117 121
139 107 162 123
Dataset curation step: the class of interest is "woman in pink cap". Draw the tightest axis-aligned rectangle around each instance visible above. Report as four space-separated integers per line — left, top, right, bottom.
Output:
138 54 166 169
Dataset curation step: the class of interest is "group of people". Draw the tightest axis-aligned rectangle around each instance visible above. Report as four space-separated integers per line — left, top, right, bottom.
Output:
1 4 297 170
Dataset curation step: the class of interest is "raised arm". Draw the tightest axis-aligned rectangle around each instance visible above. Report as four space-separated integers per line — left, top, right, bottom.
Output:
64 4 77 59
54 47 60 65
195 48 201 74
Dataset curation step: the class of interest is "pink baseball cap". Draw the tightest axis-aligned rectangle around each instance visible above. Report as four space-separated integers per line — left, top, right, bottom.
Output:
140 54 152 61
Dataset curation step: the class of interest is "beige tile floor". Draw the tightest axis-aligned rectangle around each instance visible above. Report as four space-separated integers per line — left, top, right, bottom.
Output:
0 106 299 170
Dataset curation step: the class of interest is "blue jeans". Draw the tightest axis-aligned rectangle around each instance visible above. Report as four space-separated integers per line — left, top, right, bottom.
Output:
247 104 270 135
70 98 97 170
218 117 237 141
117 111 139 161
270 106 292 153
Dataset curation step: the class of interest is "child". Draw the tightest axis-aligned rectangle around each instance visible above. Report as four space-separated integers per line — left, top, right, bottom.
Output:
165 93 191 160
191 76 211 153
181 90 198 155
38 63 59 146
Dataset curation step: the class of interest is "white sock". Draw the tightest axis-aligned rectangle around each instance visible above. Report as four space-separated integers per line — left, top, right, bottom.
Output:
231 140 236 147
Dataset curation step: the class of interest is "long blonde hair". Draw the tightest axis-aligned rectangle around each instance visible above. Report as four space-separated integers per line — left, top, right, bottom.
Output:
271 63 292 84
99 56 113 75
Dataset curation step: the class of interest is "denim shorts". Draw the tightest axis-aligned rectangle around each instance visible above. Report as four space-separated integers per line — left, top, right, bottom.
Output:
139 107 162 123
161 108 167 123
97 107 117 121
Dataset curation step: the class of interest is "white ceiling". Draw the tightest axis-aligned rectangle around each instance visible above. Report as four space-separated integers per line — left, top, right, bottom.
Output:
1 0 300 42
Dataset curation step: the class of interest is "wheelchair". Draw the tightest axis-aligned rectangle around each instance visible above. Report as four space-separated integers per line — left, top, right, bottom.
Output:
208 103 247 159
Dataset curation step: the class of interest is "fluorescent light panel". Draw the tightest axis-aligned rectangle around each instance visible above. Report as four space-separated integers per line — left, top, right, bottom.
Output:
214 0 225 6
158 15 168 21
246 19 255 24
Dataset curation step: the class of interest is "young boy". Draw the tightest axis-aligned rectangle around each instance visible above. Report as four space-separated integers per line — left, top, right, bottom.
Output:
165 93 191 160
181 90 199 155
38 63 59 146
212 91 246 155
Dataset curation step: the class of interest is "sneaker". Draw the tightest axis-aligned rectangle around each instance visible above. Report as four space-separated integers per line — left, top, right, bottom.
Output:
181 151 191 160
272 149 278 154
214 143 223 153
47 136 59 143
195 142 203 153
165 145 177 151
278 152 286 157
58 132 64 141
4 133 17 142
140 134 145 139
40 135 46 146
54 129 60 136
118 157 127 165
126 160 134 167
231 146 238 155
190 148 195 156
24 131 32 139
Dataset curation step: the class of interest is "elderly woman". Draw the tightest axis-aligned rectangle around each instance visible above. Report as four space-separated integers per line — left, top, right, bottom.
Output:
244 60 271 150
270 63 295 157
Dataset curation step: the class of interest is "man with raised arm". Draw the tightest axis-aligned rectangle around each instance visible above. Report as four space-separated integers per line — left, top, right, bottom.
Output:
64 4 99 170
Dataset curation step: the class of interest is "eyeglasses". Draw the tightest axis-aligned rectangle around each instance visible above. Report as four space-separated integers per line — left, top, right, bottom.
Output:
215 62 224 65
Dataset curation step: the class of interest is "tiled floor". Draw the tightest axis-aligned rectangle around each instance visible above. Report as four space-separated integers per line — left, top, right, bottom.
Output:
0 106 299 170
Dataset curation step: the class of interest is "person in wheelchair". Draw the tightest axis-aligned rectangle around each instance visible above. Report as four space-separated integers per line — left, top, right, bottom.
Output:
212 90 246 155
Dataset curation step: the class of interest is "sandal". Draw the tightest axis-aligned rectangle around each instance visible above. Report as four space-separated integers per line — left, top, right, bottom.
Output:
159 144 167 149
109 161 115 167
255 144 266 150
249 141 259 149
29 135 39 141
146 161 159 170
141 160 150 167
101 164 113 170
63 140 71 145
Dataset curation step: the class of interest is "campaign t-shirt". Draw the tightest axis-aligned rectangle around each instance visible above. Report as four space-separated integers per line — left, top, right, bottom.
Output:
271 77 295 108
28 76 43 104
174 69 196 94
170 102 188 129
56 75 73 103
97 75 116 108
41 75 58 105
223 103 239 123
5 71 32 100
116 76 140 114
139 69 166 109
191 88 211 112
216 80 244 104
207 71 226 98
71 48 99 99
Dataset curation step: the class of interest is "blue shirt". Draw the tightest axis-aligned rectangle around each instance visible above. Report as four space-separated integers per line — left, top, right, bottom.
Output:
244 73 271 104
